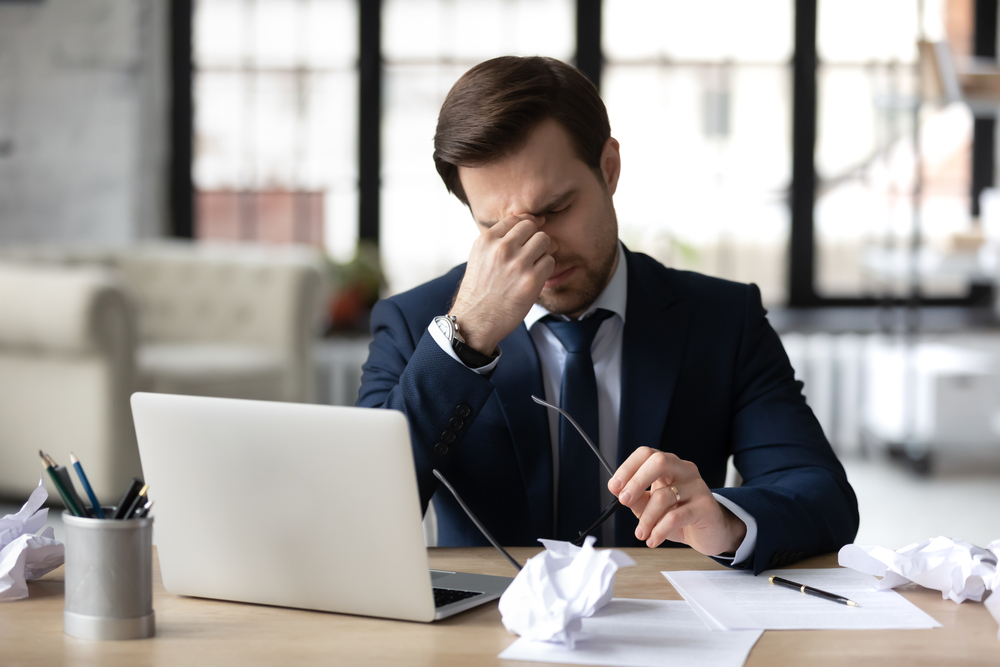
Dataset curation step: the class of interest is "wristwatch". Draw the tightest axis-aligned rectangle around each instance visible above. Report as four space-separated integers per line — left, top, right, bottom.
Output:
434 315 497 368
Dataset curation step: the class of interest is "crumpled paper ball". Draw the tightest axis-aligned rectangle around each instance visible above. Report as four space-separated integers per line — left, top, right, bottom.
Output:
839 536 1000 640
0 474 65 602
498 536 635 649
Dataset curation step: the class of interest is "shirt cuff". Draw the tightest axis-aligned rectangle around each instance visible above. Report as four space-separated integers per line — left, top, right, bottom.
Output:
711 493 757 566
427 321 501 375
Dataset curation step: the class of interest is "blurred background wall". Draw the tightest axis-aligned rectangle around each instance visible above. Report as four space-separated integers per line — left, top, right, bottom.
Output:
0 0 169 243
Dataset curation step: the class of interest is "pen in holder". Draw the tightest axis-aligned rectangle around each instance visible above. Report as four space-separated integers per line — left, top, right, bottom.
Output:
62 509 155 640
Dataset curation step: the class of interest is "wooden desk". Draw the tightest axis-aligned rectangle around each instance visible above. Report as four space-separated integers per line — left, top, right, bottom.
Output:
3 547 996 666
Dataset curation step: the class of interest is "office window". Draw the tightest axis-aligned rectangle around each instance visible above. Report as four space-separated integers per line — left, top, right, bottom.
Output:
603 0 794 305
380 0 575 295
814 0 973 298
193 0 359 260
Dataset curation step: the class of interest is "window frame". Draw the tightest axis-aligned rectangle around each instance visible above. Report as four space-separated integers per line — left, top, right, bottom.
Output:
171 0 996 310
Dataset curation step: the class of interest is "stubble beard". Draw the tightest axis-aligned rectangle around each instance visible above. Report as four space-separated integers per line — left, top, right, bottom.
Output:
536 209 619 319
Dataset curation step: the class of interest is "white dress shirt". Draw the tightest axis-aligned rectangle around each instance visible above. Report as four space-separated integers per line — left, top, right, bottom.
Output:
428 242 756 562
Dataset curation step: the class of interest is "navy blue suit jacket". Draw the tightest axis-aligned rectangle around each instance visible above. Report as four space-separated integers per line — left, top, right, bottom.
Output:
357 248 859 574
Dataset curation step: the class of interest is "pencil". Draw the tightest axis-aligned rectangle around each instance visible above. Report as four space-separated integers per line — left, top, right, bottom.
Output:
70 453 106 519
769 575 859 607
39 451 86 518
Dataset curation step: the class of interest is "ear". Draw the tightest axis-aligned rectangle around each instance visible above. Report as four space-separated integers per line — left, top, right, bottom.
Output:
599 137 621 195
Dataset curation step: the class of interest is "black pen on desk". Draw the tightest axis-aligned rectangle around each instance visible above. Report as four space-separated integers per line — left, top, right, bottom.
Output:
39 451 86 518
769 575 860 607
69 453 106 519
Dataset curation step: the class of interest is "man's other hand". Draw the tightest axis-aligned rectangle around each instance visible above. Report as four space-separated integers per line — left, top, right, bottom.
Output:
449 215 556 355
609 447 747 557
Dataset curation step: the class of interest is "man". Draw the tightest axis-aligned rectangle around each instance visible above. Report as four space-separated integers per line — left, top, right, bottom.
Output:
358 56 858 573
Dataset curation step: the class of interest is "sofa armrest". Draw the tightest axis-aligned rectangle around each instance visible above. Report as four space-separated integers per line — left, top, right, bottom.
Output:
0 265 134 355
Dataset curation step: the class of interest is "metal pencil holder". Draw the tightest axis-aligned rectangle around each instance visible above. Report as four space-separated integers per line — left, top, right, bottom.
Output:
63 510 155 640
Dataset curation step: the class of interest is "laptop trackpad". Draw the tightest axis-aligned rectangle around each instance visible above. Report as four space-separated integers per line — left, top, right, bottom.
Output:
430 570 456 581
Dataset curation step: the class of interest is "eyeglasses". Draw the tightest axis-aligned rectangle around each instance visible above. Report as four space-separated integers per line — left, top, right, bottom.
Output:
530 395 621 548
433 395 620 572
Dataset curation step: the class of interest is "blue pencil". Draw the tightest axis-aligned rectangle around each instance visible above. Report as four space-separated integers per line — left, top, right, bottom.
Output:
69 453 106 519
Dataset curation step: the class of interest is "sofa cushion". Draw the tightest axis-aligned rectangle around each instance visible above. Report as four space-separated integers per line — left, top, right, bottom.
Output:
0 265 130 354
136 343 287 401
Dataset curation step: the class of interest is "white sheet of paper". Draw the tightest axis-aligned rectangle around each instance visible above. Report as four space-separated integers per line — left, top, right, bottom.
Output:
663 568 942 631
666 578 726 630
499 599 762 667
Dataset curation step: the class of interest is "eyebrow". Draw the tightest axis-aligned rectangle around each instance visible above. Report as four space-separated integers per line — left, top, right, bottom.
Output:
478 189 577 228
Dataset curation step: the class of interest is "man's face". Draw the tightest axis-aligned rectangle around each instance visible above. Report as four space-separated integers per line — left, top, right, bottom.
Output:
458 119 621 318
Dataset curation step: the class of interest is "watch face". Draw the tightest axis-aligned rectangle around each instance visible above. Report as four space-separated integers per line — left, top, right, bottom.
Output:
435 316 453 339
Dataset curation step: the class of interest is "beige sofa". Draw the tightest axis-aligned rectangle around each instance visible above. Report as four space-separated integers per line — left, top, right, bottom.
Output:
0 242 326 502
0 264 140 503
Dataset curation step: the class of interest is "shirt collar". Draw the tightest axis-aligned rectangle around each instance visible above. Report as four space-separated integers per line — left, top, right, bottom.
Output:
524 241 627 329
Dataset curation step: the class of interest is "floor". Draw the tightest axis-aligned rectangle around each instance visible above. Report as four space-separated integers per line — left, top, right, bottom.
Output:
6 452 998 552
843 452 1000 550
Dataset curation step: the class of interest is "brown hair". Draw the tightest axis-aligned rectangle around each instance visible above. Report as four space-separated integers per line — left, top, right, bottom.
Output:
433 56 611 206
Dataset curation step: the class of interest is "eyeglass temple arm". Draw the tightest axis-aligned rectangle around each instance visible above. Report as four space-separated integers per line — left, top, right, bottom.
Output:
571 498 621 547
431 469 522 573
530 395 615 477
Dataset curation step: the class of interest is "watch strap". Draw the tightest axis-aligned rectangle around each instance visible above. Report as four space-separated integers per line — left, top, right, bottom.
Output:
453 339 497 368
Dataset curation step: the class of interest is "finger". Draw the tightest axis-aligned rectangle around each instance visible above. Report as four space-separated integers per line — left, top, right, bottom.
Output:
502 217 543 247
665 482 682 505
646 504 697 548
531 252 556 285
608 447 659 500
622 488 652 520
633 485 681 542
520 229 553 264
484 214 527 240
619 451 684 507
517 253 555 300
626 475 676 514
489 221 540 264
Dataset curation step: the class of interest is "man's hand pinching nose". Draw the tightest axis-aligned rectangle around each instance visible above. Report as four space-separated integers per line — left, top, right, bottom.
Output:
448 214 556 356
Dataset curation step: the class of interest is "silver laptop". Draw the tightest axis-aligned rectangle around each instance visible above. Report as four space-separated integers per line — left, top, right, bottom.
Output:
130 392 512 622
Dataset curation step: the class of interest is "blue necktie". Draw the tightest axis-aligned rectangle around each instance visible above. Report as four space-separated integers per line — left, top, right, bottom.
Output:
544 308 614 543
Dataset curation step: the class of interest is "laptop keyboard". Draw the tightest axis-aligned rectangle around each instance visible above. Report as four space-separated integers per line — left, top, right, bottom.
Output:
432 587 484 608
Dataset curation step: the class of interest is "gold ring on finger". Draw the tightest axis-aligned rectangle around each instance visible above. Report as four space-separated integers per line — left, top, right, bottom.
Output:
670 485 680 503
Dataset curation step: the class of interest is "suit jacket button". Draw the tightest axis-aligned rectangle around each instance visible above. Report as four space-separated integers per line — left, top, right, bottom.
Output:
455 404 471 418
449 417 464 430
433 442 449 457
441 430 456 444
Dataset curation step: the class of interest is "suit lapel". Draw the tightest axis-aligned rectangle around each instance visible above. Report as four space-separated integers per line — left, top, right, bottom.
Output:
489 251 692 544
616 251 693 544
490 323 554 539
